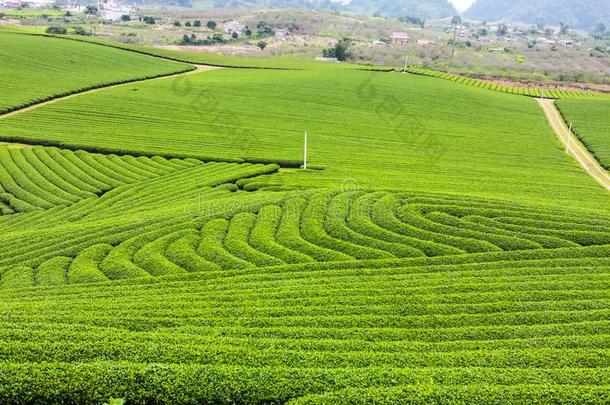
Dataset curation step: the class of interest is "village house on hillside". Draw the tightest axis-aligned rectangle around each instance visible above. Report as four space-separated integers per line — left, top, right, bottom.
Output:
97 0 136 21
223 19 245 35
275 29 291 40
390 32 409 45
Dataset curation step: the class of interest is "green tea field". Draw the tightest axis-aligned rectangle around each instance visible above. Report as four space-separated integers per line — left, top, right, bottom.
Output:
0 33 193 114
0 30 609 404
557 99 610 171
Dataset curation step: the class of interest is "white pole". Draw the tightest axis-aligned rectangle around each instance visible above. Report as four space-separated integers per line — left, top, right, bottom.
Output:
403 55 408 72
567 122 572 154
303 130 308 170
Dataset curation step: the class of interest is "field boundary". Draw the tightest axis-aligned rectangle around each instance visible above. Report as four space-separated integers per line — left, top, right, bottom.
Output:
0 64 309 167
0 64 207 117
406 67 610 100
10 32 394 72
538 98 610 192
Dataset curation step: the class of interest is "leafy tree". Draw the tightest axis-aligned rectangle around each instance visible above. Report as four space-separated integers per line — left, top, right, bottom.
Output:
84 5 98 15
65 10 72 17
45 26 67 34
120 14 130 22
322 38 352 61
173 20 181 27
257 40 267 50
142 16 155 25
73 26 91 36
559 22 569 35
593 23 606 39
451 15 462 26
245 28 252 36
257 21 274 36
185 21 191 27
206 20 216 29
497 23 508 36
193 20 201 27
231 32 238 39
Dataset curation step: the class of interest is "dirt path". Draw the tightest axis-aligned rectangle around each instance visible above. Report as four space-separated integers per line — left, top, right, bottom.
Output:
0 65 219 120
538 98 610 192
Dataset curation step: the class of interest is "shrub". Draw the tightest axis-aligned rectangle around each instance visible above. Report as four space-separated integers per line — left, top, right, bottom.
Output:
45 26 67 35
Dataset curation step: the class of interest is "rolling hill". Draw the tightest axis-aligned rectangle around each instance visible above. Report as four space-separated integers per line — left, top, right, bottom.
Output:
346 0 456 19
0 32 609 403
465 0 610 30
185 0 457 19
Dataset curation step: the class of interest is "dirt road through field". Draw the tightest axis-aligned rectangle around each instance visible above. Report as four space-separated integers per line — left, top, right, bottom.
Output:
538 98 610 192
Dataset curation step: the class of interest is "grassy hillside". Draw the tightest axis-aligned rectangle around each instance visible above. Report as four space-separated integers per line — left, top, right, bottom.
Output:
0 33 193 114
556 99 610 171
0 68 607 210
37 34 393 70
348 0 456 19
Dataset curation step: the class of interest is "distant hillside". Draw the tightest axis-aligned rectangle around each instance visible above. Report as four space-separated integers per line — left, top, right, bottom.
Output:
347 0 457 19
465 0 610 30
189 0 457 19
202 0 341 10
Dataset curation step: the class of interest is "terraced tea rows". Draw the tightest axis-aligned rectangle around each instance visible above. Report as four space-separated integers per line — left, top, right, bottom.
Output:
0 33 193 114
0 245 609 402
406 67 610 100
1 31 609 403
0 146 210 213
556 99 610 171
2 190 610 289
2 68 608 210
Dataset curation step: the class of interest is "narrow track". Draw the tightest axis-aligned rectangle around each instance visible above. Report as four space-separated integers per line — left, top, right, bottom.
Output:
538 98 610 192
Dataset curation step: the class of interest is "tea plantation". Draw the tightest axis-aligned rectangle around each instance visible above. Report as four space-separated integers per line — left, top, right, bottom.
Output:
1 68 608 209
0 32 609 404
0 33 193 114
557 99 610 171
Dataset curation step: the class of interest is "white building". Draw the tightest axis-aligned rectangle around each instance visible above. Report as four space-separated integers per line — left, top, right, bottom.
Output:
97 0 135 21
66 2 85 13
223 19 245 35
275 29 291 40
390 32 409 44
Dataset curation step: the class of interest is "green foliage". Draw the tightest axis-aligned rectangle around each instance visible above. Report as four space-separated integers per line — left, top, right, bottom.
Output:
1 68 608 209
0 33 193 114
556 99 610 171
45 26 67 34
84 5 97 15
406 67 610 100
1 32 610 402
322 38 352 61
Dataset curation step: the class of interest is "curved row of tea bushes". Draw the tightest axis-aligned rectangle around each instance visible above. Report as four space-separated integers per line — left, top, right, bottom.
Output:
0 146 203 213
2 190 610 287
406 67 610 100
